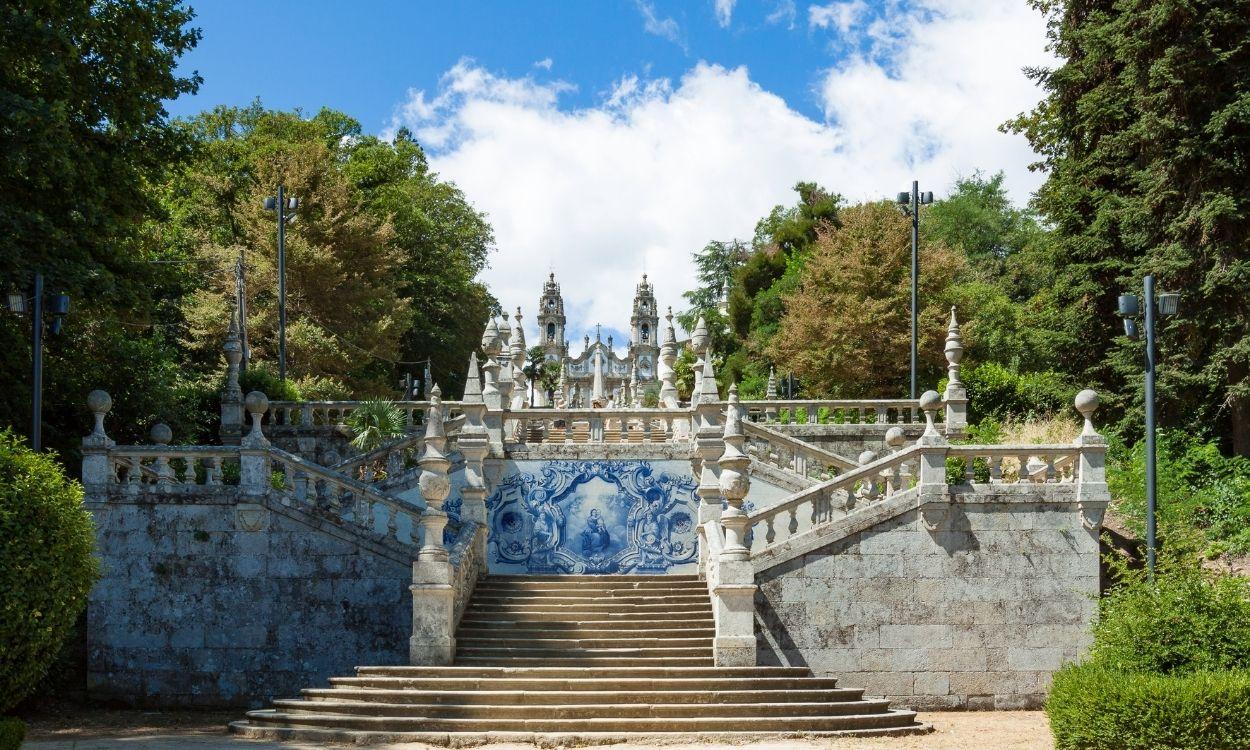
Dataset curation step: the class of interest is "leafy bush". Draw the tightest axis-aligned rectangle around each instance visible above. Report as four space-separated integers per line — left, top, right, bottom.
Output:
1090 556 1250 675
960 361 1073 423
1108 431 1250 557
345 399 405 452
0 717 24 750
0 430 98 713
1047 664 1250 750
237 364 300 402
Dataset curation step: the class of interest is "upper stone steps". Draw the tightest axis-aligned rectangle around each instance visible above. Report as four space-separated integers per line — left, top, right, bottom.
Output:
231 573 929 742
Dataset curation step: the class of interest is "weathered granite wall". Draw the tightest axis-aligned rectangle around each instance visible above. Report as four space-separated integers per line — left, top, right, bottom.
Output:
755 487 1099 710
85 489 415 708
771 424 926 460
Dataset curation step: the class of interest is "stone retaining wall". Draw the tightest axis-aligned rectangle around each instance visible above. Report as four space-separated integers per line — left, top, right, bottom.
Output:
85 489 415 707
755 485 1099 710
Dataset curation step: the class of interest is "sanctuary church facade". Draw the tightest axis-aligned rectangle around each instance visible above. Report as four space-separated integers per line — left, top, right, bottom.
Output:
536 271 664 407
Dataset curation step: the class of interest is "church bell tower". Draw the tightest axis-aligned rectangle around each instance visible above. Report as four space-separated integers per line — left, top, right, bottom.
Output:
537 272 567 362
629 274 660 380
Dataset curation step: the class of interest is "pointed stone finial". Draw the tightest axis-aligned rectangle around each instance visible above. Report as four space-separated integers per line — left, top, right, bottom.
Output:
691 316 708 354
417 384 451 561
481 317 500 354
945 306 963 388
463 352 483 403
698 351 720 404
663 307 676 346
766 367 778 400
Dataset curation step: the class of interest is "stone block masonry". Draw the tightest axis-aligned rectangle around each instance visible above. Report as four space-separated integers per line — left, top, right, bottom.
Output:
85 489 413 708
755 491 1100 710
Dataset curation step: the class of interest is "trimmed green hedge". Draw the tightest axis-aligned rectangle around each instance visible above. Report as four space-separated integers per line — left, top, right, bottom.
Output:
1048 664 1250 750
0 430 98 713
0 717 24 750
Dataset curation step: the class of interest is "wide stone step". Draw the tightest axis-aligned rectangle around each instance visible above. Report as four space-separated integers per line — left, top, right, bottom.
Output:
474 581 708 593
461 609 712 622
353 665 812 679
467 601 712 614
456 626 715 640
457 616 714 630
274 698 893 719
455 646 711 660
469 593 711 605
454 656 715 667
329 676 841 691
241 708 921 733
305 686 865 706
457 636 713 650
487 574 702 583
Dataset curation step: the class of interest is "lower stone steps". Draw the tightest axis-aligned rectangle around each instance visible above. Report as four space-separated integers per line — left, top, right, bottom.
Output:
230 574 929 743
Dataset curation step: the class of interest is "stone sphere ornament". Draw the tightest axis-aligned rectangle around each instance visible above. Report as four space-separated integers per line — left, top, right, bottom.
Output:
244 390 269 415
884 426 906 450
858 450 877 466
149 422 172 445
87 389 112 416
919 390 942 412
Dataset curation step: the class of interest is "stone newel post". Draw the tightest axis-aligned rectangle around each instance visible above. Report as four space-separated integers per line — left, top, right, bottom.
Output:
410 386 455 665
693 353 723 575
239 391 270 497
712 385 758 667
942 307 967 438
691 316 709 397
220 314 244 445
916 389 951 532
510 307 527 410
81 390 115 492
1074 389 1109 531
458 353 490 567
480 318 505 448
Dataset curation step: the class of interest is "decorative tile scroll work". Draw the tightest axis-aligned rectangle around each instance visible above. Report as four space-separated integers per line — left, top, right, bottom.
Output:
485 460 700 574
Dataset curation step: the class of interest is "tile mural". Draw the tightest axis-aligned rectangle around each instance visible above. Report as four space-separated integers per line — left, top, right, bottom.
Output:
484 460 700 575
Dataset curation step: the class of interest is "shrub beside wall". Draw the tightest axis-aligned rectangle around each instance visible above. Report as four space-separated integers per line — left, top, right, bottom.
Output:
0 430 97 713
1048 665 1250 750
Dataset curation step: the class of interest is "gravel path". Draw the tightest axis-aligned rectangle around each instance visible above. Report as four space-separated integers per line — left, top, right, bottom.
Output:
20 709 1053 749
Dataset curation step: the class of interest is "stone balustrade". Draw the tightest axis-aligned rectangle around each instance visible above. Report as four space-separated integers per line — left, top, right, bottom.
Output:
945 444 1079 484
746 446 921 556
743 421 857 480
264 400 464 432
513 407 695 444
740 398 931 426
105 445 240 490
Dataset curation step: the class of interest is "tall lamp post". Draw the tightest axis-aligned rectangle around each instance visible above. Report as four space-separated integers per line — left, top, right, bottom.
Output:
264 187 299 383
6 273 71 451
1116 275 1180 575
897 182 934 400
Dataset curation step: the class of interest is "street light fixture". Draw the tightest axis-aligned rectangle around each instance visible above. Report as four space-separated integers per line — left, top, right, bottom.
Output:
264 187 299 383
897 181 934 399
1116 274 1180 575
6 273 71 451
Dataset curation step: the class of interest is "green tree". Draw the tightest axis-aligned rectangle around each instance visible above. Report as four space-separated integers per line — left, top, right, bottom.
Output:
0 0 202 461
1007 0 1250 453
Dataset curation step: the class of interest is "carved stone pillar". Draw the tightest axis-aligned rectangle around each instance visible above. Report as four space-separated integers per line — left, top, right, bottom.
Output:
712 385 757 666
239 391 271 498
1074 389 1109 532
220 314 244 445
916 390 950 532
942 307 967 439
459 353 491 568
659 307 680 409
81 390 115 492
694 354 723 577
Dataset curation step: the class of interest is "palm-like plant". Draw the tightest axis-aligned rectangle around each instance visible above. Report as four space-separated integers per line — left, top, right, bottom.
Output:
346 399 406 453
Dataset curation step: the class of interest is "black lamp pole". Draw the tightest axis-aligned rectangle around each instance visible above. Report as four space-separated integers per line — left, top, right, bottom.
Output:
265 188 298 382
897 182 933 399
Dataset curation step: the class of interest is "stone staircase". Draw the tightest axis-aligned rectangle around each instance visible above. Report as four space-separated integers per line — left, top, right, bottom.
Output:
231 574 927 743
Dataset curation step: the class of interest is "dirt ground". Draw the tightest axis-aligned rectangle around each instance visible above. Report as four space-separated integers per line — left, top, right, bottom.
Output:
19 708 1054 749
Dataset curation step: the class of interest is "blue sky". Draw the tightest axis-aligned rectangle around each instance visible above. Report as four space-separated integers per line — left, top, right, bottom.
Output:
170 0 1053 345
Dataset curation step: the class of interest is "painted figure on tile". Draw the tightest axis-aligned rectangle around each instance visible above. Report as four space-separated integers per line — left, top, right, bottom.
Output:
580 508 611 555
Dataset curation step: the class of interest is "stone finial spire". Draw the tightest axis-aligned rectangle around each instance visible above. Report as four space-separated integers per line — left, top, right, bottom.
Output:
944 307 963 388
417 386 451 562
718 384 751 560
697 349 720 405
555 361 567 408
510 307 527 409
659 307 679 409
480 317 502 408
629 362 639 407
942 306 967 438
691 315 709 395
219 312 245 445
81 390 115 488
766 367 778 400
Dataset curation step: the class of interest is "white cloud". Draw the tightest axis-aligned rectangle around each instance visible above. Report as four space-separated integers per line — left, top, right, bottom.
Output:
714 0 736 27
388 2 1051 344
766 0 797 28
635 0 685 50
533 57 553 71
808 0 865 33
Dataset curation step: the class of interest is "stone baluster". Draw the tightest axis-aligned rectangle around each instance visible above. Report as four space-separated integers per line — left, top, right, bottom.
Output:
220 313 245 445
711 384 757 666
857 450 880 503
943 307 968 438
205 456 222 486
81 390 115 494
149 423 175 485
458 353 490 568
411 385 455 666
239 391 271 498
1074 389 1109 531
